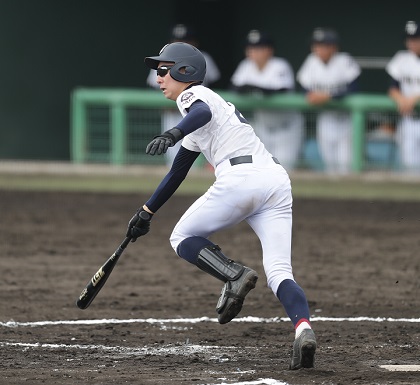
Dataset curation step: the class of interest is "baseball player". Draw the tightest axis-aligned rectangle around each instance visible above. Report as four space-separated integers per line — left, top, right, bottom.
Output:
230 30 304 171
127 42 317 369
146 24 221 166
297 28 361 174
386 20 420 172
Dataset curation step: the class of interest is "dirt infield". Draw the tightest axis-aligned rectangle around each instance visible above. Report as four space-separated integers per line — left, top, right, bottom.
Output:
0 189 419 385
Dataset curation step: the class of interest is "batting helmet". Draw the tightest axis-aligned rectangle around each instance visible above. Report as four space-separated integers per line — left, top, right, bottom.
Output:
144 42 206 83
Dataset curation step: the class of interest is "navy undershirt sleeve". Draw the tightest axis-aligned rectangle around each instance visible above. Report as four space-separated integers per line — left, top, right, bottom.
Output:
300 77 360 99
145 146 200 213
144 99 211 212
175 100 212 136
388 75 400 90
230 83 289 95
331 77 360 99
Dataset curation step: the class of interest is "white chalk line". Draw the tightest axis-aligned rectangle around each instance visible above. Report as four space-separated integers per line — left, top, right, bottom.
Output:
1 315 420 328
209 380 287 385
0 341 236 356
380 365 420 372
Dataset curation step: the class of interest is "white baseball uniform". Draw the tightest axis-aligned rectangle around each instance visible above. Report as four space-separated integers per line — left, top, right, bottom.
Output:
168 85 295 294
297 52 361 173
146 51 221 165
231 57 304 170
386 50 420 171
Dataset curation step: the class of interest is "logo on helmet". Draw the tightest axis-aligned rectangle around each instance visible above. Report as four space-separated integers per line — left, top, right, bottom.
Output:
405 21 419 36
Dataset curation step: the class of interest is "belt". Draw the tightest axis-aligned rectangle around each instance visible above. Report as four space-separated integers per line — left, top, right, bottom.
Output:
229 155 280 166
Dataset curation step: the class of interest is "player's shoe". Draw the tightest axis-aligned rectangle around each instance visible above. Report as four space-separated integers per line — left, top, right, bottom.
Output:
216 267 258 324
289 328 317 370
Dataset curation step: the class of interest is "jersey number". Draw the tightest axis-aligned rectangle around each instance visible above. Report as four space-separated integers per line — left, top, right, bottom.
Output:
227 102 249 124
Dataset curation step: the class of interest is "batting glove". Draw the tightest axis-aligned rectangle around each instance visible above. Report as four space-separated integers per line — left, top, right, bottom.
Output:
126 209 153 242
146 128 184 155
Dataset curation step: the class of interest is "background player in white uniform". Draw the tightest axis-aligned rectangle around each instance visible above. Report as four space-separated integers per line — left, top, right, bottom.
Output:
127 42 317 370
230 30 304 171
297 28 361 174
146 24 221 166
386 20 420 173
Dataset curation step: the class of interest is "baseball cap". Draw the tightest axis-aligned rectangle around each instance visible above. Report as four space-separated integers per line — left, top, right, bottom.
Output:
170 24 197 42
311 27 339 44
404 21 420 38
245 30 274 47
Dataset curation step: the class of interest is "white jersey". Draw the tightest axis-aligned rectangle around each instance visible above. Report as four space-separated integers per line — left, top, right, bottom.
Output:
386 50 420 96
297 52 360 174
297 52 361 95
176 85 269 168
230 57 295 90
387 50 420 171
146 50 220 88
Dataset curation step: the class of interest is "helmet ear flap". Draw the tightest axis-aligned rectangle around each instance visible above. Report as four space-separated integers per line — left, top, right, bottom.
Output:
184 65 196 75
170 64 199 82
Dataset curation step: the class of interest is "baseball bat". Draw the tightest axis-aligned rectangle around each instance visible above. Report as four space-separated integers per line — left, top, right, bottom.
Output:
76 236 132 309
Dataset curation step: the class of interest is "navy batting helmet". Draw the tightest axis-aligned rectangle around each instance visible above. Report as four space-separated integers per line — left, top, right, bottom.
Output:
144 42 206 83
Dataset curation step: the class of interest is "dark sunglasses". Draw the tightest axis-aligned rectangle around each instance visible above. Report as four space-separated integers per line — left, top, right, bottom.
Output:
156 66 173 77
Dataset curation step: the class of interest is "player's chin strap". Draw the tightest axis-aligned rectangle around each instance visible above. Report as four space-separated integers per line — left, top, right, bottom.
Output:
196 245 245 282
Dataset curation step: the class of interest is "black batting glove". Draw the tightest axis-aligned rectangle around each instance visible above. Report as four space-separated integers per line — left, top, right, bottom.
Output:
126 209 153 242
146 128 184 155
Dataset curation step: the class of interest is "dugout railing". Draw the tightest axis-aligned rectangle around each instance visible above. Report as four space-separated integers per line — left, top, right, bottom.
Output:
71 88 410 172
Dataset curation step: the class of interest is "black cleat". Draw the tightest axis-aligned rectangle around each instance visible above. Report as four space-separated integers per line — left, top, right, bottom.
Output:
216 267 258 324
289 328 317 370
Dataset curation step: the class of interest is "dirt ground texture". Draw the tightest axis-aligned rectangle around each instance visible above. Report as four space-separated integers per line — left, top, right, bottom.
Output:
0 189 419 385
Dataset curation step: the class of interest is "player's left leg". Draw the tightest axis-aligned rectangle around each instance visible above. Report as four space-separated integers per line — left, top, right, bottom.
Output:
246 181 316 369
277 279 316 369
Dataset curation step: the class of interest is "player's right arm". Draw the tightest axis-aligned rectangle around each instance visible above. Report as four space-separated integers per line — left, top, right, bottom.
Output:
385 52 420 115
144 147 200 213
126 146 200 241
388 78 420 115
143 99 212 213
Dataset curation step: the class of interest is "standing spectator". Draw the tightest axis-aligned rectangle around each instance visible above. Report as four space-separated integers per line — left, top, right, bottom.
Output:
386 20 420 173
230 30 304 171
297 28 361 174
147 24 221 166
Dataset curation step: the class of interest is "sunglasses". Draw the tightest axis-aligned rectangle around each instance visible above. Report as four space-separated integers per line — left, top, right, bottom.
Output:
156 66 173 77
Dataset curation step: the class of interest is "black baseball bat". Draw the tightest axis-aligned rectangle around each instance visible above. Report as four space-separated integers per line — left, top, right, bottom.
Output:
76 236 132 309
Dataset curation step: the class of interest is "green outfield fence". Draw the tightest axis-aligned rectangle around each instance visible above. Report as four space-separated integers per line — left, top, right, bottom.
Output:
71 88 415 172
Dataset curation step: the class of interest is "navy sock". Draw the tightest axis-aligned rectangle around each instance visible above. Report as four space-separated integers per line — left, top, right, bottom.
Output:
176 236 215 265
276 279 310 327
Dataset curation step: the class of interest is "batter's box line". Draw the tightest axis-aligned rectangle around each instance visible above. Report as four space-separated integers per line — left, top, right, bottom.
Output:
0 341 241 355
1 316 420 328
